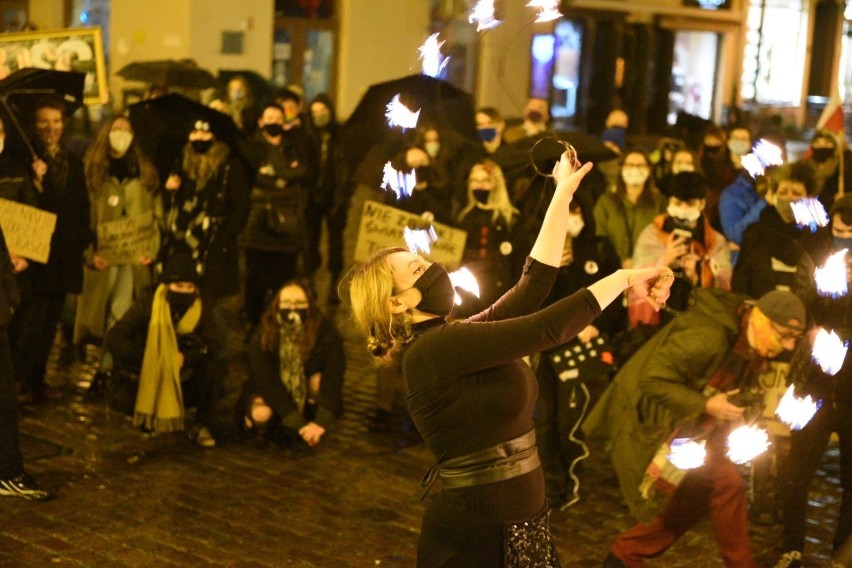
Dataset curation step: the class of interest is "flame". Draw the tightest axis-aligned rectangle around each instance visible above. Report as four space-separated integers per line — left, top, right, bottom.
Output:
449 267 481 305
667 438 707 470
469 0 501 31
381 161 417 200
419 33 450 78
385 94 421 129
812 327 849 375
403 225 438 256
791 197 829 232
726 425 770 464
815 249 849 298
775 384 822 430
741 139 784 178
527 0 562 22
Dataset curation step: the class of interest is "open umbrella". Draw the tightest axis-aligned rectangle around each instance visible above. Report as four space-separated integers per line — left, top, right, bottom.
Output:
128 93 243 178
0 68 86 159
339 73 479 172
117 59 218 90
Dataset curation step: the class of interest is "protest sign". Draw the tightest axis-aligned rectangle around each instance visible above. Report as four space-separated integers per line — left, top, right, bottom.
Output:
0 198 57 263
354 200 466 269
96 211 157 265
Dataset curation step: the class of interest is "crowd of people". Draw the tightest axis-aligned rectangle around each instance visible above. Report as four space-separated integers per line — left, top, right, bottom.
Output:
0 71 850 568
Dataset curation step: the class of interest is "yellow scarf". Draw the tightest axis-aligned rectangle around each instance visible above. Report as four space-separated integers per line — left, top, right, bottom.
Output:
133 284 202 432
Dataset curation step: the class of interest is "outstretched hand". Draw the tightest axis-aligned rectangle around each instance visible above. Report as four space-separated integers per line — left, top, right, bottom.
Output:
552 151 593 205
625 266 675 311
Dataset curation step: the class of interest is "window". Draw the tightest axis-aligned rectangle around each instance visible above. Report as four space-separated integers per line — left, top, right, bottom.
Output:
740 0 809 105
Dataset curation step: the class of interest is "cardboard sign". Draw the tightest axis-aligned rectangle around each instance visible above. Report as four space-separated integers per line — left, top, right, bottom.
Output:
757 360 791 437
96 211 157 265
0 198 57 264
354 200 466 269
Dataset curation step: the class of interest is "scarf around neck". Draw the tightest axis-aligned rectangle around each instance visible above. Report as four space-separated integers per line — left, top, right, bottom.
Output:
279 325 307 413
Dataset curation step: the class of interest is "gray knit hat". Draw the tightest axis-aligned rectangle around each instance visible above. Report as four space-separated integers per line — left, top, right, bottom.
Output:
755 290 806 331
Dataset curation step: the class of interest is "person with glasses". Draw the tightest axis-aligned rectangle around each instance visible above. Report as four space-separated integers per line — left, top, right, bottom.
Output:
586 289 806 568
237 280 344 454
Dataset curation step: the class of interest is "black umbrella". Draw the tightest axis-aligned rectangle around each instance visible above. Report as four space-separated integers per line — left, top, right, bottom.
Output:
494 130 618 182
117 59 218 90
339 73 479 171
0 68 86 159
128 93 243 177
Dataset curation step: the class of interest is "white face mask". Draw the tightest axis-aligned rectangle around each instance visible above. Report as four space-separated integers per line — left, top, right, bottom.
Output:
728 139 751 157
109 129 134 155
566 214 585 237
622 169 649 186
667 203 702 223
424 141 441 158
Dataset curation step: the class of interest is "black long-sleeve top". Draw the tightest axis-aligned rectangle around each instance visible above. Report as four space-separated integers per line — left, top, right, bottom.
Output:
402 256 601 520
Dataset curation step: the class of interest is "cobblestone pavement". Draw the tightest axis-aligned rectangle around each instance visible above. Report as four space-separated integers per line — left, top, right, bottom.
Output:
1 277 846 567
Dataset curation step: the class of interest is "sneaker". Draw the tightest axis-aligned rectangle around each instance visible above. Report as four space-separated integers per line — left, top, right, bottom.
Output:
189 425 216 448
0 473 52 500
772 550 802 568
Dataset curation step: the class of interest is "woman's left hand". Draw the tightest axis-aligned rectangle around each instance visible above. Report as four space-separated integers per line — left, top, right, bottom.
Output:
299 422 326 447
625 266 675 311
552 154 593 206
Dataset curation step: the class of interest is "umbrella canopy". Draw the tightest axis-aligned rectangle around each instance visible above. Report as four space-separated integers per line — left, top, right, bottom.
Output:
128 93 243 177
494 130 618 182
0 68 86 158
339 73 479 172
117 59 218 90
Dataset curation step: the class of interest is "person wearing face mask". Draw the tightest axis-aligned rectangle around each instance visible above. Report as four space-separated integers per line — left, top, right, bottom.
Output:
475 107 506 155
241 104 314 329
726 126 752 171
9 97 89 404
601 109 629 155
587 289 805 568
453 160 519 318
303 94 348 301
594 151 667 273
771 194 852 568
237 281 344 453
74 116 162 389
105 252 224 448
808 129 852 212
533 199 624 510
348 152 674 567
161 117 250 311
732 162 818 301
503 97 554 145
632 171 732 328
209 75 257 136
700 125 738 231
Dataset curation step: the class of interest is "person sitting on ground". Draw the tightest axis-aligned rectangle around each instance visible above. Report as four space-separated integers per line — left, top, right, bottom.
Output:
237 280 344 453
105 252 223 448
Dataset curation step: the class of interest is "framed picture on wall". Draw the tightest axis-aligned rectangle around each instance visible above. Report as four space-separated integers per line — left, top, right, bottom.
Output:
0 26 108 104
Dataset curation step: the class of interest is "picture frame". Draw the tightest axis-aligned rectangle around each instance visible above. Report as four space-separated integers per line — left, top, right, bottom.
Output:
0 26 107 104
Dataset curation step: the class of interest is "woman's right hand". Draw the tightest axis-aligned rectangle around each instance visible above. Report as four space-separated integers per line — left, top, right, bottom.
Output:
92 254 109 270
552 154 593 207
662 232 688 266
625 266 675 310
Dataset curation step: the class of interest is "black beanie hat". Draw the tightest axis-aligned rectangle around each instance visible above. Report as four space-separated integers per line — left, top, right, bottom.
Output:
670 171 708 201
161 252 200 284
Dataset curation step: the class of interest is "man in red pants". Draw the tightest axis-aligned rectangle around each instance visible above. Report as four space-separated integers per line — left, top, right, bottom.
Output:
586 288 807 567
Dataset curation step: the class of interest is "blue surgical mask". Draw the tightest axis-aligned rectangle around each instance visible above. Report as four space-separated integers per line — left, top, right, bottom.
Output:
478 127 498 142
834 237 852 252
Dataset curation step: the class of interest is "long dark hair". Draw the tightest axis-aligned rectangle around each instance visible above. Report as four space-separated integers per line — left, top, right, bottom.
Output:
614 150 657 207
259 279 320 359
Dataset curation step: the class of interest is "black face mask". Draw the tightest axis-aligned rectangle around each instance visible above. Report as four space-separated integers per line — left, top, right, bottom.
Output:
412 263 455 318
191 140 213 154
812 147 835 163
167 290 197 317
277 308 308 326
526 110 544 123
472 189 490 204
703 145 723 156
262 124 285 137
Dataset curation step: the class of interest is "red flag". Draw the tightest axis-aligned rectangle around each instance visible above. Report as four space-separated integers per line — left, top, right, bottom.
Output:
817 91 845 135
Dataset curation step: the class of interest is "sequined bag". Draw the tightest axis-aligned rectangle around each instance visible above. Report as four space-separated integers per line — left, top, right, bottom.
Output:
503 508 561 567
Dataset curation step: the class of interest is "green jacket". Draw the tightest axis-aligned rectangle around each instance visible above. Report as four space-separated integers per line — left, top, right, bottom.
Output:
584 288 748 520
593 189 666 265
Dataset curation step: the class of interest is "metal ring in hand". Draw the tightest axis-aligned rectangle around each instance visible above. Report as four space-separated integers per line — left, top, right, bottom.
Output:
530 137 581 178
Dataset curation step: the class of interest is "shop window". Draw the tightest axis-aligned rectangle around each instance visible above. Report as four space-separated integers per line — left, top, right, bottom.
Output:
273 0 337 101
740 0 809 105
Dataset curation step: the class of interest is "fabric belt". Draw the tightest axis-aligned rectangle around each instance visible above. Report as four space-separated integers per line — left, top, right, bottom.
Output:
419 429 540 499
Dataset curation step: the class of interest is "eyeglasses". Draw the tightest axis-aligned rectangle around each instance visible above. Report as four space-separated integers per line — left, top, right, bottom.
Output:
769 321 803 341
279 301 309 309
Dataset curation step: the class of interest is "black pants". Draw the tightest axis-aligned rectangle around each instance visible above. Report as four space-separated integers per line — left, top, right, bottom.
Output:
304 200 345 284
10 291 65 396
782 401 852 552
244 249 300 326
0 328 23 479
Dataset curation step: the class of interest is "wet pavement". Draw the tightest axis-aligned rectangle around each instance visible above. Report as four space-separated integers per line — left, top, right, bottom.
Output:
1 273 847 567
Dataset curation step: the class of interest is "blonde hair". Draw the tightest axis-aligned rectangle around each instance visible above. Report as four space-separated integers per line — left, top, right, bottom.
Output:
182 139 230 188
457 160 518 227
348 246 414 364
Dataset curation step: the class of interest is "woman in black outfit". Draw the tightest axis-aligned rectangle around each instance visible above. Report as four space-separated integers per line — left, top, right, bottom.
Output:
349 154 674 567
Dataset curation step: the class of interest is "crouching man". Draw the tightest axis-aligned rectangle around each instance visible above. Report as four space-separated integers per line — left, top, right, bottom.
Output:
106 252 223 448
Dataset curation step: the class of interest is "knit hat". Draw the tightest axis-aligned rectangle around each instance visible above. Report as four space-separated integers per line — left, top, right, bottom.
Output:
669 171 708 201
830 193 852 216
754 290 806 331
161 252 200 284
